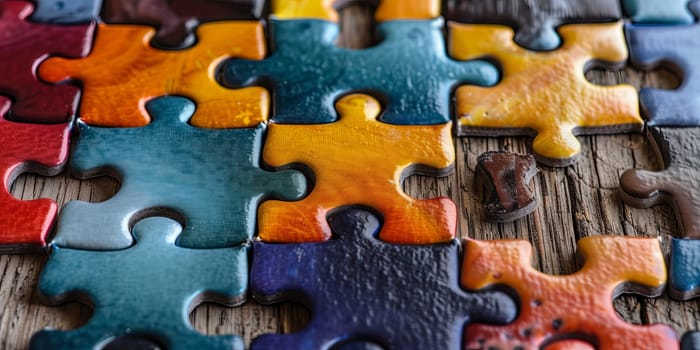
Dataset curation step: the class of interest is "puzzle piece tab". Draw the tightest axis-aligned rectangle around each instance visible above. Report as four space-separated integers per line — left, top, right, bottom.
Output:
251 208 517 350
622 0 699 24
0 97 71 253
475 151 538 222
0 1 93 123
30 0 100 23
54 96 306 250
462 236 678 350
626 19 700 126
38 21 268 128
451 21 642 167
258 93 456 244
222 18 498 125
273 0 439 21
31 217 247 350
445 0 621 51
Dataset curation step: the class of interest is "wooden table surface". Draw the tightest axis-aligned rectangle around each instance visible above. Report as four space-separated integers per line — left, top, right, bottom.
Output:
1 4 699 349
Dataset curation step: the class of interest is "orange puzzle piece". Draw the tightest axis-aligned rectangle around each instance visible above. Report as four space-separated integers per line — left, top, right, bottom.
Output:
450 21 642 167
272 0 439 22
258 93 456 244
461 235 679 350
38 22 268 128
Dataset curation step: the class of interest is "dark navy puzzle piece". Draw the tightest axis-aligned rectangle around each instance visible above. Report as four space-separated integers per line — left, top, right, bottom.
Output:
444 0 621 51
222 18 498 125
31 217 248 350
682 331 700 350
250 208 517 350
54 96 306 250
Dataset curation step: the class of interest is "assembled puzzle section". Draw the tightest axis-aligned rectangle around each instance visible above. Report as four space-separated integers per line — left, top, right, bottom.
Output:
258 93 456 244
31 217 248 350
251 208 517 350
54 96 306 250
450 21 642 167
462 236 678 349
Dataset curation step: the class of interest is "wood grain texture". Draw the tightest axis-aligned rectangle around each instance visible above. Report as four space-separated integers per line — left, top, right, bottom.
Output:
1 3 698 349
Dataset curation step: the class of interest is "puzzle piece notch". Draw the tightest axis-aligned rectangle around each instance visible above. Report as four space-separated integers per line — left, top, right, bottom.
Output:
0 96 71 253
31 217 247 350
444 0 622 51
53 96 306 250
38 20 269 128
251 208 517 349
626 18 700 127
475 151 538 222
30 0 101 23
0 0 94 123
272 0 439 22
258 93 456 244
223 18 498 125
622 0 700 24
462 235 678 349
451 21 642 167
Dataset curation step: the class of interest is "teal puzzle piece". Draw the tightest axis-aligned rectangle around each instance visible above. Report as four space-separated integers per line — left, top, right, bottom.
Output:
222 18 499 125
31 217 247 350
54 96 306 249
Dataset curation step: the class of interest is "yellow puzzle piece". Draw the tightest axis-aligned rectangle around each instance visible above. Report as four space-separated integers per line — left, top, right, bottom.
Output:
259 93 456 244
38 22 268 128
450 21 642 167
272 0 439 21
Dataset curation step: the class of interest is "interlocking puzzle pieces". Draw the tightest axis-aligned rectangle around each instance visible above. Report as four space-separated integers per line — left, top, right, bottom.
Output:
31 217 248 350
622 0 700 24
54 96 305 250
30 0 100 23
619 126 700 299
462 235 679 349
475 151 538 222
0 1 93 123
450 21 642 167
445 0 621 51
626 18 700 127
222 18 498 125
273 0 439 22
258 94 456 244
38 20 268 128
0 97 70 253
251 208 517 349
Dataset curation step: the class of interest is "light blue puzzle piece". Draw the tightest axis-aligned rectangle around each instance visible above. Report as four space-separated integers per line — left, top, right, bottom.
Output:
623 0 698 24
30 0 101 23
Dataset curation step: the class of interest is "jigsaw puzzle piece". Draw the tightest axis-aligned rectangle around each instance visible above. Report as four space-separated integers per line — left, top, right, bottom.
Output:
0 1 93 123
445 0 621 51
670 238 700 300
31 217 247 350
251 208 517 350
54 96 306 250
101 0 266 48
682 331 700 350
38 21 268 128
462 235 678 349
30 0 100 23
273 0 439 21
626 19 700 126
475 151 538 222
222 18 498 125
622 0 699 24
0 96 71 253
258 93 455 244
451 21 642 167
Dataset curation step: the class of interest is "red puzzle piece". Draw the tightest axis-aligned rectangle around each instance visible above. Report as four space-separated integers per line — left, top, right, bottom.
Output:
0 1 94 123
0 97 71 253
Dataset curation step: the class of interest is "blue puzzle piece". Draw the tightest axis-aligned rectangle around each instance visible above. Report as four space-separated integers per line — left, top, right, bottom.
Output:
250 208 517 350
626 19 700 126
671 238 700 300
222 18 499 125
622 0 699 24
30 0 101 23
54 96 306 250
31 217 247 350
682 331 700 350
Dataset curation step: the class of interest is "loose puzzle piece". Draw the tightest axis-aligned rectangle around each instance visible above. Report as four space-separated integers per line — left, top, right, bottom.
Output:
0 1 93 123
475 151 538 222
30 0 100 23
682 331 700 350
444 0 621 51
0 96 71 253
626 17 700 127
101 0 267 48
54 96 306 250
251 208 517 350
622 0 699 24
451 21 642 167
273 0 439 21
222 18 498 125
258 93 456 244
38 21 268 128
462 236 678 349
31 217 247 350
